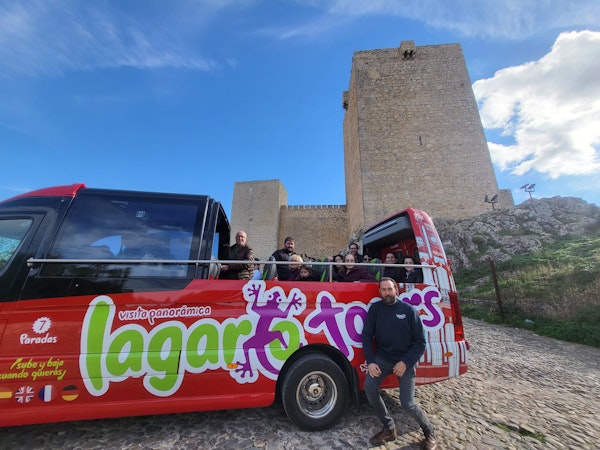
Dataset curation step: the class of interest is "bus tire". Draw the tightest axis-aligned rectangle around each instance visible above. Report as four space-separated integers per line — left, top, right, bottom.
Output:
281 353 349 431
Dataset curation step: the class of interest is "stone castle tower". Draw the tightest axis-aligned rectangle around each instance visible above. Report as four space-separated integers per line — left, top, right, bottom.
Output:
230 180 288 260
231 41 513 259
343 40 512 234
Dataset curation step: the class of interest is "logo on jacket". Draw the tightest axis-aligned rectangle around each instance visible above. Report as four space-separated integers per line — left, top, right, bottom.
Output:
396 314 406 320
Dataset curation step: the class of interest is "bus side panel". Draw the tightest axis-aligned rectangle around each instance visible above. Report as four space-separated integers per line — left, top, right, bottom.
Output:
0 279 467 427
0 283 279 427
405 210 468 382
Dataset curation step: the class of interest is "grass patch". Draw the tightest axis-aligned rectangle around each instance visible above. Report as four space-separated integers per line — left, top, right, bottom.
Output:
455 232 600 347
520 429 546 443
529 307 600 347
459 302 504 324
493 422 546 443
460 301 600 348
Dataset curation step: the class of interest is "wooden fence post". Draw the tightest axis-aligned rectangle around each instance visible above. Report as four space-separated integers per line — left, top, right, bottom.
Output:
489 258 505 322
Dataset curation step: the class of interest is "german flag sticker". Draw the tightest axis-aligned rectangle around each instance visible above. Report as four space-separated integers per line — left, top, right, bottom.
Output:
61 385 79 401
0 386 12 400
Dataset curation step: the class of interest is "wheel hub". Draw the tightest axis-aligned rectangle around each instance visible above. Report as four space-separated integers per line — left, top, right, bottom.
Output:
306 377 324 399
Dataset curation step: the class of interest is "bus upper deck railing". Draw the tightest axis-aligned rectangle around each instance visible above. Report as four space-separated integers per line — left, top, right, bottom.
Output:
26 258 435 283
27 258 434 267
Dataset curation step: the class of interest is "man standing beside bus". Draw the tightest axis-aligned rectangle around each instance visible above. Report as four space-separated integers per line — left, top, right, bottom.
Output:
362 277 437 449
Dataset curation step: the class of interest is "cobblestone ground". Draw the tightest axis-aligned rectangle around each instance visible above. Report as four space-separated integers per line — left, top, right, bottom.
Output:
1 318 598 449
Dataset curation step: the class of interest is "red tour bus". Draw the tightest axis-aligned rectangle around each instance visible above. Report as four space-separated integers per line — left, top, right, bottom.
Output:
0 184 468 429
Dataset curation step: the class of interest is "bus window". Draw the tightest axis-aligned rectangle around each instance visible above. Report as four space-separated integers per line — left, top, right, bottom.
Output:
43 194 198 279
0 218 33 271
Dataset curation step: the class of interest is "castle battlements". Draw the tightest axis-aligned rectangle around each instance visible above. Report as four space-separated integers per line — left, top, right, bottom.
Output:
284 204 345 211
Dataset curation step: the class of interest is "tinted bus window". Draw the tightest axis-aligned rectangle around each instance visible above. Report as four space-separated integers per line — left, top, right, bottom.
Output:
0 218 33 271
42 195 198 278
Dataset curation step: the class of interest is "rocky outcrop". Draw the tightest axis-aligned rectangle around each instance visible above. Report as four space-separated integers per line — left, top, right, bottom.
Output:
434 196 600 271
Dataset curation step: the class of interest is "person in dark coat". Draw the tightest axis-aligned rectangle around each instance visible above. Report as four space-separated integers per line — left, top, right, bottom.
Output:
403 257 423 283
296 264 320 281
362 277 436 449
336 254 376 282
382 252 402 282
331 254 345 281
286 254 303 280
348 242 364 262
220 231 254 280
271 236 296 280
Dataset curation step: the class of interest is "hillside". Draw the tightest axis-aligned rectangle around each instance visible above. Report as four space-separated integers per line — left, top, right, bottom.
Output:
433 196 600 346
434 196 600 272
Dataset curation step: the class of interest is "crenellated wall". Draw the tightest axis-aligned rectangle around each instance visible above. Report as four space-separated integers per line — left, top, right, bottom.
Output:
278 205 348 260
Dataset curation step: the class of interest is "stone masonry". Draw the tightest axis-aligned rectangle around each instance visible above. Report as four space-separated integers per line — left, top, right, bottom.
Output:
278 204 348 261
230 180 287 261
231 41 514 259
343 40 512 233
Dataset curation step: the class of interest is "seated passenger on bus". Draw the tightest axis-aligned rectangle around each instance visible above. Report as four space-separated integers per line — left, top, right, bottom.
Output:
383 252 402 282
348 242 364 262
336 254 376 282
297 264 320 281
271 236 296 280
332 254 345 281
286 254 303 280
403 256 423 283
220 230 254 280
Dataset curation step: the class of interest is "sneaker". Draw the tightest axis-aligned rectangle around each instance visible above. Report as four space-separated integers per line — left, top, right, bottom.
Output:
370 426 397 446
423 433 437 450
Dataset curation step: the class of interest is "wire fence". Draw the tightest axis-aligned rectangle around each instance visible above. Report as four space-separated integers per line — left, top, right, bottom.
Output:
457 258 600 321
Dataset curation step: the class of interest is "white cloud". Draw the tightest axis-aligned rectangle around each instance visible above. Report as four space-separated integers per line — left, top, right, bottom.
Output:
256 13 351 40
473 30 600 178
0 0 225 76
325 0 600 39
2 0 598 74
265 0 600 43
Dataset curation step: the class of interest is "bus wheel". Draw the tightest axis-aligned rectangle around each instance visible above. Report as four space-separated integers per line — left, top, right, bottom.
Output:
281 353 349 431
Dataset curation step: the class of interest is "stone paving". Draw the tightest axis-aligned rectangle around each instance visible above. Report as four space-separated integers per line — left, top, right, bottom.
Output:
1 317 598 449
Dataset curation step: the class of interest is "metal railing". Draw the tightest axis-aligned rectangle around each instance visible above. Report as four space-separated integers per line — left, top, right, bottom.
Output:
27 257 433 282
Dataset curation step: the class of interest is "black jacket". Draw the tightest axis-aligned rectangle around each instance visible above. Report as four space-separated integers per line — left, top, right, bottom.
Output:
361 299 425 367
404 268 423 283
271 248 295 280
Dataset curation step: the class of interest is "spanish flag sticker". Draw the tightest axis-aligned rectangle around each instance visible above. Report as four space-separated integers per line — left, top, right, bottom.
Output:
38 385 57 402
61 385 79 401
0 386 12 400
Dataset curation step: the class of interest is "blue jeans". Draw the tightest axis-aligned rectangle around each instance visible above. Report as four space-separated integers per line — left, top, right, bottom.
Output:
363 357 434 436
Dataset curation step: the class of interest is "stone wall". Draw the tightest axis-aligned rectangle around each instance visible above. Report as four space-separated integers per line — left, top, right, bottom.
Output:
278 205 348 260
231 180 349 260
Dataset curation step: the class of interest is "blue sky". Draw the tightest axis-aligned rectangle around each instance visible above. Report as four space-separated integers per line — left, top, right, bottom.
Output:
1 0 599 217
